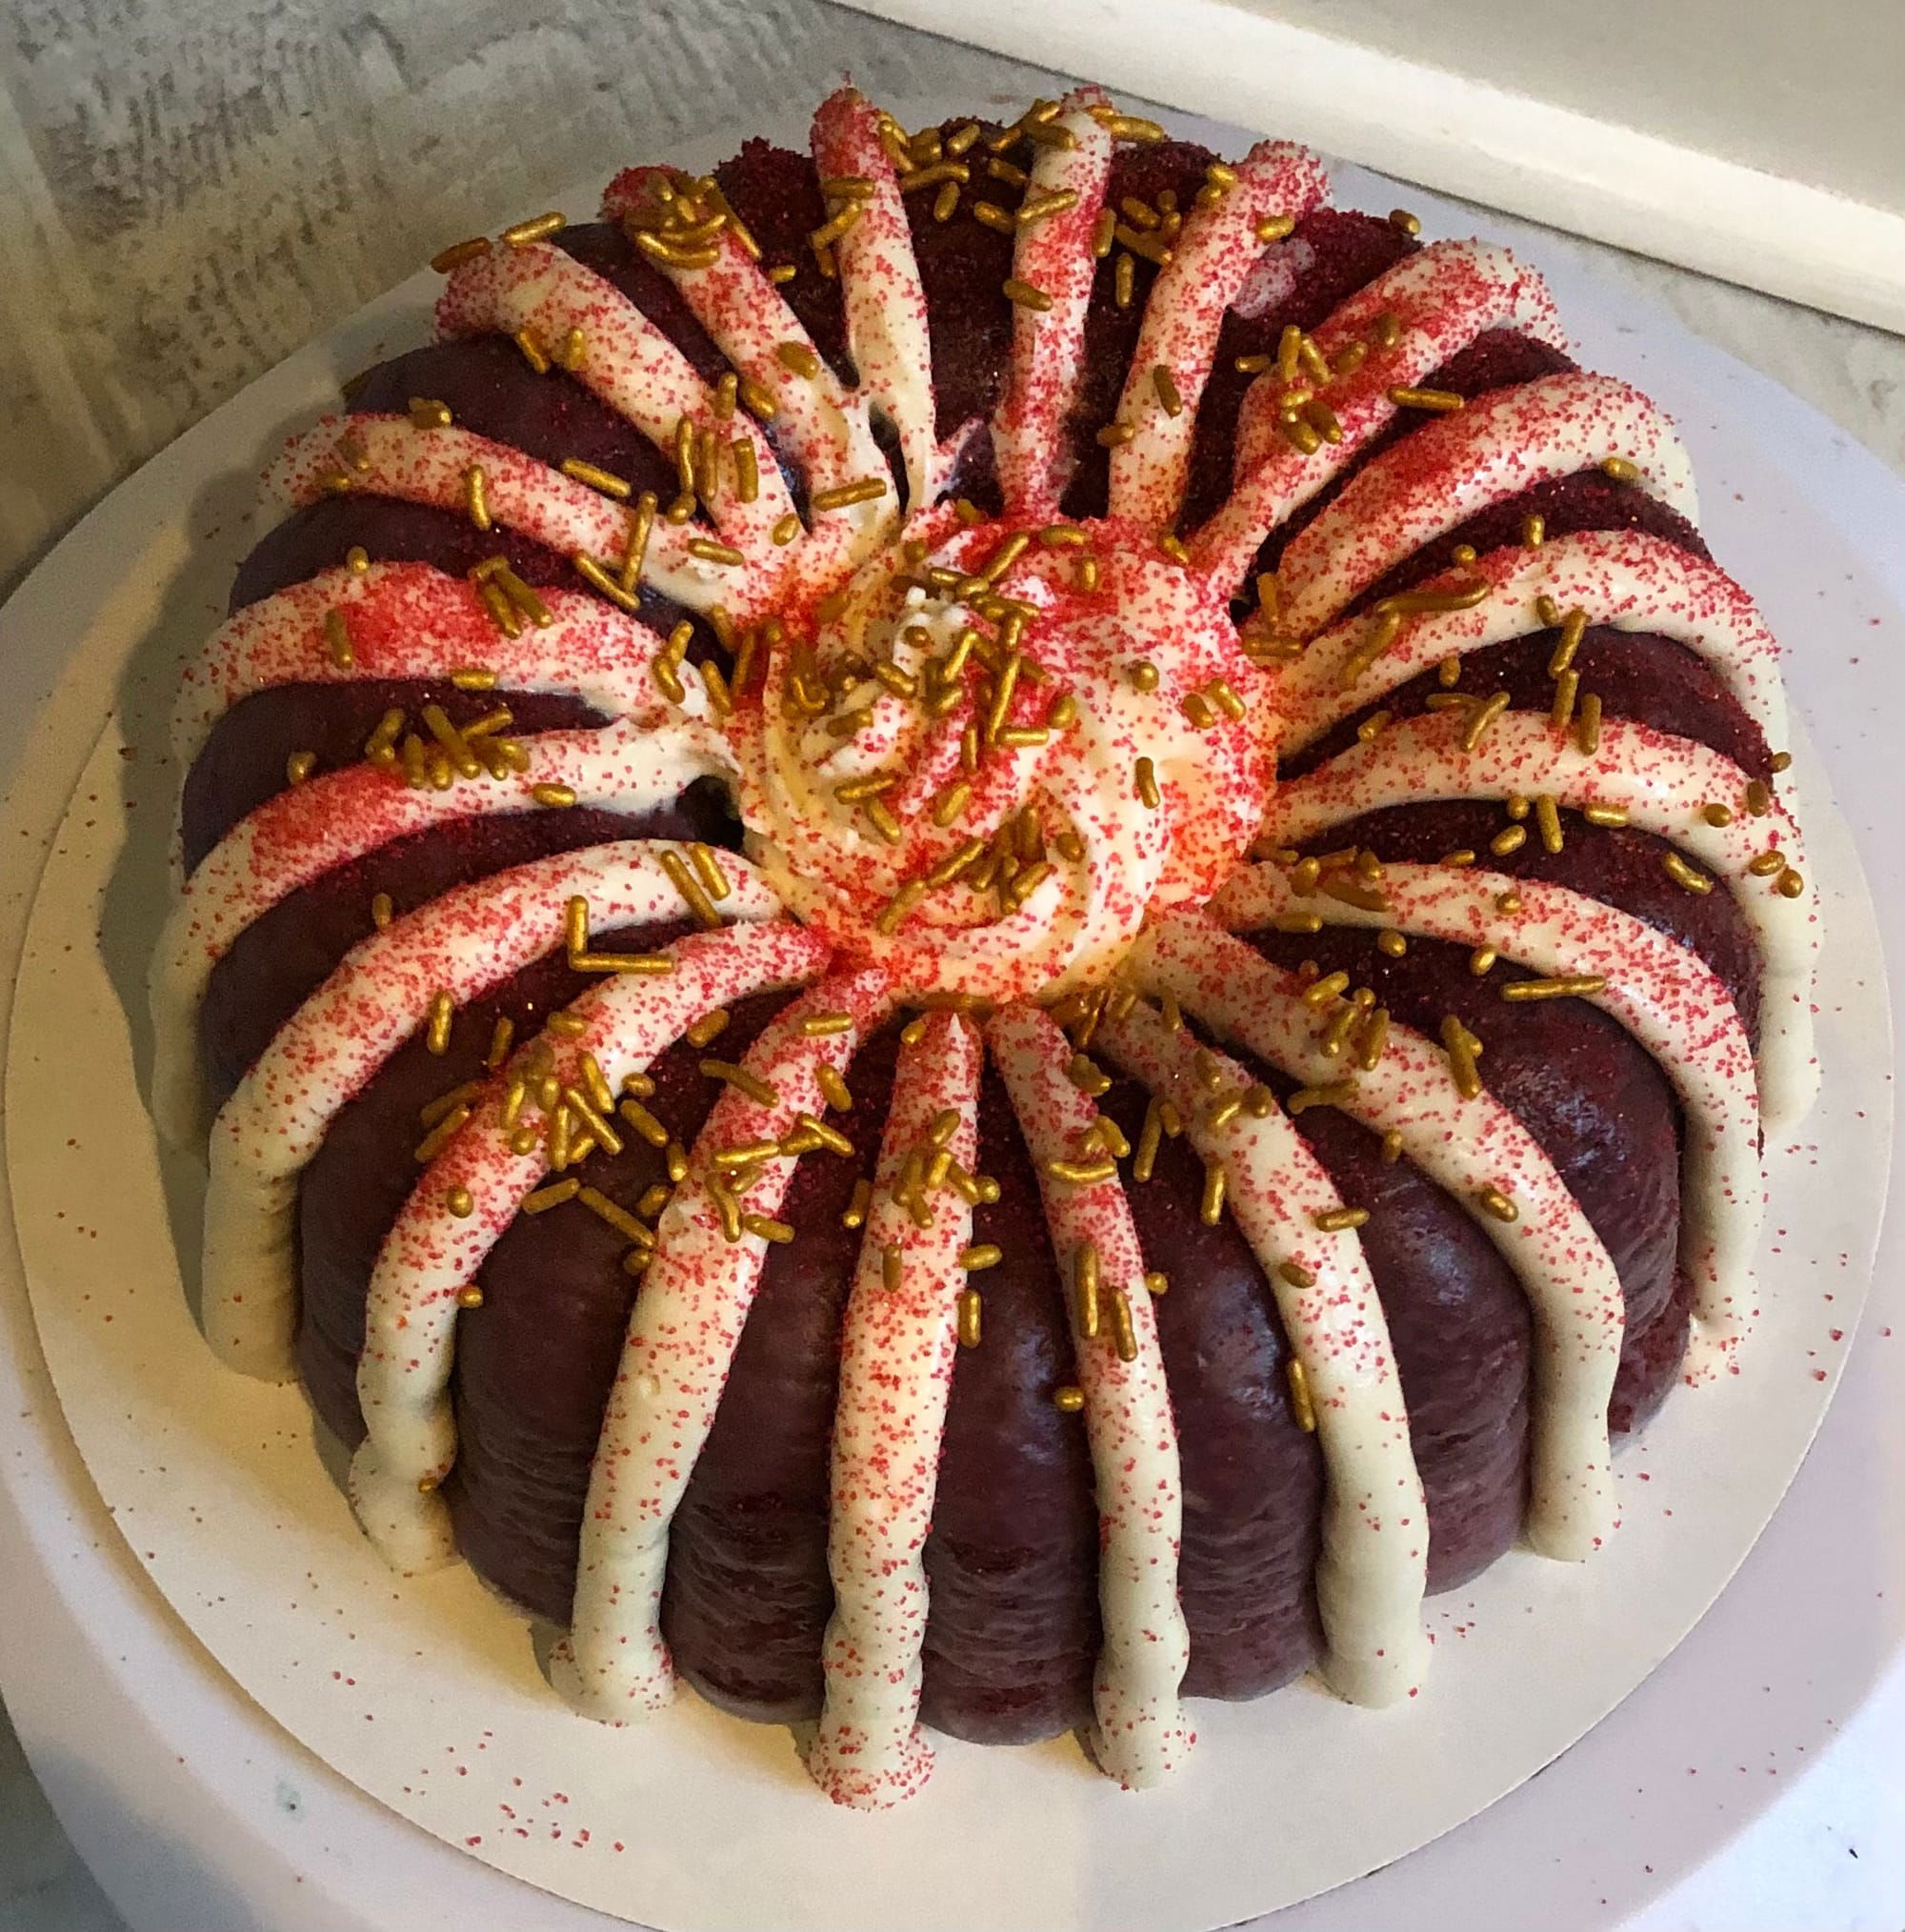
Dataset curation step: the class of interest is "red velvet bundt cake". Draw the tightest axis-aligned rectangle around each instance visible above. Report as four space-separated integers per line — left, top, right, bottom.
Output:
153 86 1819 1809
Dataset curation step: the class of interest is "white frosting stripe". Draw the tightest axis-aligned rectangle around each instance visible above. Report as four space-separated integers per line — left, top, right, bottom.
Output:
991 91 1114 518
1192 238 1566 593
150 715 731 1140
597 163 895 604
435 238 794 553
555 967 896 1720
1093 995 1430 1703
1208 860 1763 1373
1260 710 1819 1123
1137 912 1624 1562
812 89 942 513
1273 372 1698 636
349 917 833 1574
985 1003 1193 1789
203 843 781 1379
1108 141 1330 526
1273 527 1788 750
268 413 776 616
809 1013 982 1808
172 561 669 759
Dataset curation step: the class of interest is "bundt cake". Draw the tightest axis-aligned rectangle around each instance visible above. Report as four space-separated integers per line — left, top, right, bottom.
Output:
152 85 1819 1810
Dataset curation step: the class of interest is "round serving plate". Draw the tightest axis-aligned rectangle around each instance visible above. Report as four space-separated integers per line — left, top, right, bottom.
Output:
0 97 1899 1932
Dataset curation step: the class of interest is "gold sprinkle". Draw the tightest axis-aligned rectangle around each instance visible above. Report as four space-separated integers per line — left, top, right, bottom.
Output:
743 1214 795 1245
773 339 823 379
1491 824 1528 856
521 1177 580 1216
1460 690 1513 752
1376 929 1407 957
1771 751 1793 774
1701 802 1735 827
1002 277 1053 312
1277 1259 1315 1289
425 990 454 1056
948 1285 982 1350
1200 1161 1227 1226
412 1105 471 1162
1534 793 1564 855
558 456 631 500
841 1177 872 1231
1152 364 1184 417
700 1057 777 1107
1046 1156 1118 1186
574 951 674 976
1581 801 1628 828
1477 1185 1519 1223
1388 385 1464 413
816 1064 853 1113
284 749 316 786
686 536 746 567
1599 455 1641 483
1016 187 1079 228
1356 1007 1391 1073
685 1008 732 1050
658 847 722 930
1389 207 1421 234
370 892 395 930
482 1016 514 1072
810 475 889 513
882 1242 904 1293
1745 778 1774 816
1302 969 1351 1008
502 211 565 247
457 1285 485 1308
574 1186 648 1245
1053 1383 1086 1412
1575 692 1603 755
1550 667 1580 731
1285 1358 1316 1431
1521 513 1546 548
1440 1014 1483 1100
1109 1288 1137 1362
1747 850 1787 876
572 552 642 614
1662 851 1714 896
1470 945 1498 976
1073 1244 1101 1339
1500 974 1609 1002
430 236 491 273
1775 867 1806 898
1133 756 1161 810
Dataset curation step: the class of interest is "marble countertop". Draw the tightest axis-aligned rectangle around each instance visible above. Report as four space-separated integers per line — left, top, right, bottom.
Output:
0 2 1899 1925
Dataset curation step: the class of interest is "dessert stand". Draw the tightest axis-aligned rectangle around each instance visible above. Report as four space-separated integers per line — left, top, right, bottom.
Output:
0 104 1899 1932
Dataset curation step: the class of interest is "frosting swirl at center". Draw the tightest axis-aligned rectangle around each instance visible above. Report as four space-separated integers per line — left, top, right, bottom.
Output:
735 511 1275 1002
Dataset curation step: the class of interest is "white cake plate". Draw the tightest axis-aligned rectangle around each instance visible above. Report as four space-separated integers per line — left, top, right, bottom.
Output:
0 103 1900 1932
